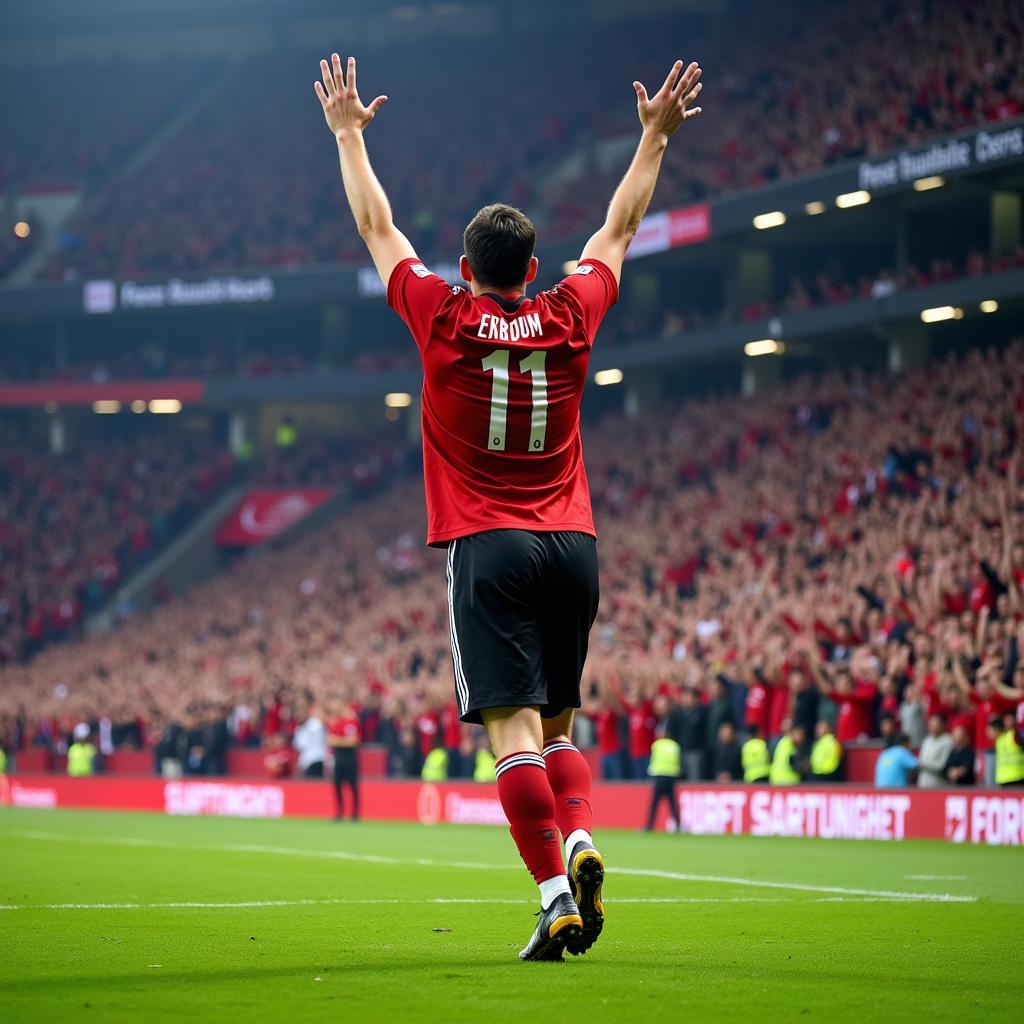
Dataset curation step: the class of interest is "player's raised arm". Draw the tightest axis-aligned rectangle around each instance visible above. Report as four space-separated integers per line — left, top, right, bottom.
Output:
579 59 702 283
314 53 416 286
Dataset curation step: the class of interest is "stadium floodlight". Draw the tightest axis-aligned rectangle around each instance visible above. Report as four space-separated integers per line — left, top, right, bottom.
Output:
920 306 962 323
13 220 30 238
594 368 624 386
149 399 182 414
752 211 786 230
562 260 579 274
979 299 998 314
912 175 944 191
92 400 121 414
744 339 783 357
130 400 147 413
804 201 826 215
835 190 870 208
385 392 413 408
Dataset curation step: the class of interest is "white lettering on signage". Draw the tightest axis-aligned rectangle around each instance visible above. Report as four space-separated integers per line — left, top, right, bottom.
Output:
444 793 508 826
749 791 910 840
969 796 1024 845
9 783 58 809
119 276 274 310
164 781 284 818
678 790 748 834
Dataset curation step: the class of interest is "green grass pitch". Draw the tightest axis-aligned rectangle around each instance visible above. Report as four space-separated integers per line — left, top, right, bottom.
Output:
1 807 1021 1022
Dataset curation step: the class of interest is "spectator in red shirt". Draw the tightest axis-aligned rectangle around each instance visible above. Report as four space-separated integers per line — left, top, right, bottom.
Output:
588 693 625 781
327 698 360 821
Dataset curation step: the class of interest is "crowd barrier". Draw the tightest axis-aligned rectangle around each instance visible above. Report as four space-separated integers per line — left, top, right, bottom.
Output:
1 774 1021 846
8 744 885 783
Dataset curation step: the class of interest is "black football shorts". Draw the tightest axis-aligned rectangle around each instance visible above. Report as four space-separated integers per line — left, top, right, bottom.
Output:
445 529 600 724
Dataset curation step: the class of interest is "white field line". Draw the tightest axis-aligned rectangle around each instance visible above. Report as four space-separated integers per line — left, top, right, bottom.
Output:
8 829 977 904
0 896 800 912
904 874 968 881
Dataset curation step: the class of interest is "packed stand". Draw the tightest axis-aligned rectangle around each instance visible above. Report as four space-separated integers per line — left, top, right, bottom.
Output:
0 60 217 194
2 339 1022 789
39 0 1023 280
0 428 237 665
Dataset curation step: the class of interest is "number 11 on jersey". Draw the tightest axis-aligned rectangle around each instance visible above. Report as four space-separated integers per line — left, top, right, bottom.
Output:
481 349 548 453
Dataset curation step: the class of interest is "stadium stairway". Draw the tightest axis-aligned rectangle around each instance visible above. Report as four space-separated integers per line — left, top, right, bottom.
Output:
84 481 375 636
85 484 247 634
22 65 230 284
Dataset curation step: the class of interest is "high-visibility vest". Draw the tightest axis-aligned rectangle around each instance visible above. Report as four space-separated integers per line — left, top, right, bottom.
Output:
67 742 96 777
994 730 1024 785
473 749 496 783
0 748 7 774
741 737 770 781
274 423 297 448
648 737 681 777
769 736 801 785
421 747 448 782
810 733 842 776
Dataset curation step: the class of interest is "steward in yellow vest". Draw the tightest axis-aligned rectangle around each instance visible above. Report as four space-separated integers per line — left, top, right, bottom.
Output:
809 721 843 782
769 725 806 785
67 741 97 777
741 727 770 782
0 747 7 774
274 418 297 449
645 732 681 832
473 747 496 783
648 737 682 778
421 746 449 782
994 716 1024 787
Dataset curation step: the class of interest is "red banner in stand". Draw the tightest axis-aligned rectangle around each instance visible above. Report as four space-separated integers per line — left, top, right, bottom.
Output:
214 488 334 546
2 776 1022 846
626 202 712 259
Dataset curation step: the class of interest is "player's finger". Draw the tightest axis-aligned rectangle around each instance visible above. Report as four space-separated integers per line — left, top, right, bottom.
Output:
673 62 700 98
320 59 335 96
633 81 649 105
683 106 702 120
347 56 358 96
680 81 703 108
314 80 328 106
332 52 345 92
367 95 388 116
661 60 683 94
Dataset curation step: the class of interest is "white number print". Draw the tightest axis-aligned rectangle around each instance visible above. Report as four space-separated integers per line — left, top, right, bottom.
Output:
480 348 548 453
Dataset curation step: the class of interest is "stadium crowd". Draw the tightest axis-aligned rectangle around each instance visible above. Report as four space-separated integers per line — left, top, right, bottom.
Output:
2 339 1022 787
28 0 1022 281
0 427 237 665
0 61 216 192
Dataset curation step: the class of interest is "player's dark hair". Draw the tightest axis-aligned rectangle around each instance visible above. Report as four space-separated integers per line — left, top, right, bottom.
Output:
463 203 536 290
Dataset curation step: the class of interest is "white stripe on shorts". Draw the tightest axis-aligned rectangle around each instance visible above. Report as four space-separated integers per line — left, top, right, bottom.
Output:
446 539 470 715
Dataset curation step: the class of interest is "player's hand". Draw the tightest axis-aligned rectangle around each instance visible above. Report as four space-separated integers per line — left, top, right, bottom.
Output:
314 54 387 136
633 60 702 140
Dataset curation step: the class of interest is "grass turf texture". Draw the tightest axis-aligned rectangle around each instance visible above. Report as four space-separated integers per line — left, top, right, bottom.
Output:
1 808 1021 1023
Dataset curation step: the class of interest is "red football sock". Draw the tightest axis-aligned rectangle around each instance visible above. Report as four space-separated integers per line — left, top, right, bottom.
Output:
495 752 565 884
542 741 593 840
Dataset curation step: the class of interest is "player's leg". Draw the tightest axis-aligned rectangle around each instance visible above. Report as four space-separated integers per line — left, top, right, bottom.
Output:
331 755 345 821
483 705 583 961
541 709 594 861
447 531 582 960
346 752 360 821
537 531 603 955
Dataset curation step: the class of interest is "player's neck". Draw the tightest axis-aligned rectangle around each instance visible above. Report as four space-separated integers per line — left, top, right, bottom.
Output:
471 282 526 300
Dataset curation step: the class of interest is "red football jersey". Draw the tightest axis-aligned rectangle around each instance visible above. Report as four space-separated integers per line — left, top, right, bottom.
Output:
387 256 618 545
